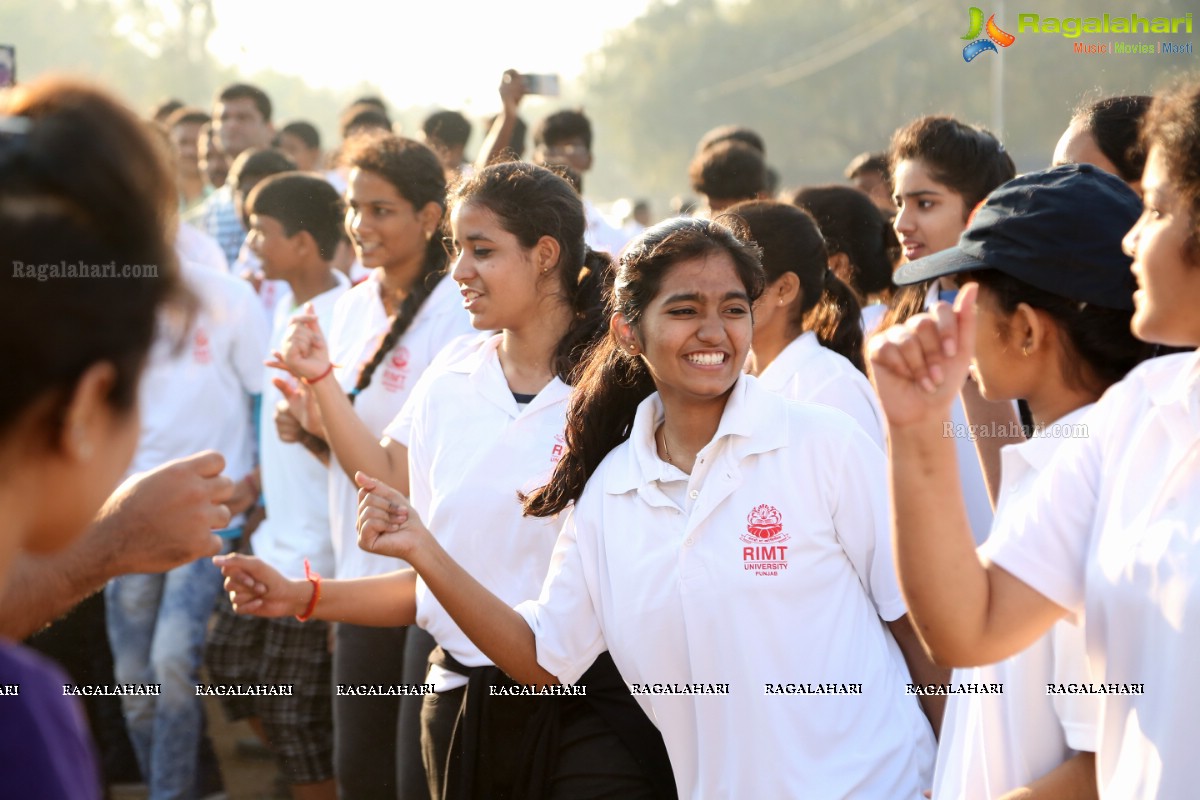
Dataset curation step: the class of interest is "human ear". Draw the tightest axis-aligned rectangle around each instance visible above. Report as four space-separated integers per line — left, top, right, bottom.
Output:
1013 302 1043 356
774 271 802 307
58 362 120 462
418 201 444 240
534 234 562 275
610 311 642 355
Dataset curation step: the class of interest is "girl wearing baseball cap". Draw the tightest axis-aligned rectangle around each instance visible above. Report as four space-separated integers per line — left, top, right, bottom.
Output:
871 79 1200 799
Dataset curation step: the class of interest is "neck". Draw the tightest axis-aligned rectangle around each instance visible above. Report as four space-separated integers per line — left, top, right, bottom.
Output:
378 251 427 315
179 173 206 204
1025 383 1100 429
0 464 39 596
288 264 339 307
747 324 800 377
498 299 574 394
658 388 732 473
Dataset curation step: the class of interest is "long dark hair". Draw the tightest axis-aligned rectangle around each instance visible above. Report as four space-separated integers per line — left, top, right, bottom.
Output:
343 135 447 402
523 217 764 518
722 200 866 374
449 161 611 383
881 116 1015 330
1 78 187 438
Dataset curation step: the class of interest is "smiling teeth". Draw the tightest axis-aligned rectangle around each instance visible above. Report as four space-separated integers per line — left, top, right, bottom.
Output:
687 353 725 365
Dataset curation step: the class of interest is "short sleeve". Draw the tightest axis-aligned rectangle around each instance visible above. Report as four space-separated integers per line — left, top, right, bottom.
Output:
828 420 906 621
513 504 607 686
1050 619 1101 753
382 333 479 447
979 404 1108 617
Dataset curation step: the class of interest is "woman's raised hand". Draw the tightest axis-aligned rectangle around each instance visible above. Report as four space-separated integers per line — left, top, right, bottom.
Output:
265 303 332 382
273 377 325 438
355 472 430 561
868 283 978 428
213 553 307 618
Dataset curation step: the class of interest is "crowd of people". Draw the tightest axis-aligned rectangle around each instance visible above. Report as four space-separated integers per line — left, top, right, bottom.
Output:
1 66 1198 800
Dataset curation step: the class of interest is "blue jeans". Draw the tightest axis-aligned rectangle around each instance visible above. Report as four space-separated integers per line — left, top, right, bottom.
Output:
105 536 234 800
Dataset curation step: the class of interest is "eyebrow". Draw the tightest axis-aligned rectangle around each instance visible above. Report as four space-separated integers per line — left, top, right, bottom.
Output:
896 188 944 199
461 232 495 242
662 290 750 304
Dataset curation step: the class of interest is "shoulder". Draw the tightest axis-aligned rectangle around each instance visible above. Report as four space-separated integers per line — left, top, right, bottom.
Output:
183 261 260 309
331 274 379 319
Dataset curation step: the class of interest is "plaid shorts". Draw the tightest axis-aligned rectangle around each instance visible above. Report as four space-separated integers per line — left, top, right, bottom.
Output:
205 594 333 784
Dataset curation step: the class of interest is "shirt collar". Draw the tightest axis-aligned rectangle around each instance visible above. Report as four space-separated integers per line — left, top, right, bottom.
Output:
1146 350 1200 408
756 332 820 391
604 374 789 495
1002 403 1093 474
455 333 572 416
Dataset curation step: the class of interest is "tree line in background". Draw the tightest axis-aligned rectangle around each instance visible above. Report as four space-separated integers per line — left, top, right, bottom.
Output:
3 0 1192 208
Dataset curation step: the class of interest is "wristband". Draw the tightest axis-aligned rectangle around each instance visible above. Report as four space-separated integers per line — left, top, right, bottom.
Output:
295 558 322 622
301 363 335 386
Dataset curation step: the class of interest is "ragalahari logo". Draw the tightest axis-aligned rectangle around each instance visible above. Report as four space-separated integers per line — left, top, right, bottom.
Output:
962 6 1016 62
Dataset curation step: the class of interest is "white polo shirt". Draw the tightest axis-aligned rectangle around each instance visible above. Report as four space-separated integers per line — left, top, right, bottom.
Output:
516 375 935 798
756 330 885 449
934 405 1099 799
383 334 570 688
251 272 349 579
923 284 995 545
985 351 1200 799
325 268 475 579
132 261 268 527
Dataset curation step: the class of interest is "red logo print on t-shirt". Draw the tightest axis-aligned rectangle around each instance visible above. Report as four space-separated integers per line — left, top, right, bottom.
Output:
740 504 789 577
382 346 410 393
550 433 566 464
193 327 212 364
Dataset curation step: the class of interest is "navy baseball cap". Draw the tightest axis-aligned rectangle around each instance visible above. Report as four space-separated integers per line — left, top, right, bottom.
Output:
892 163 1141 310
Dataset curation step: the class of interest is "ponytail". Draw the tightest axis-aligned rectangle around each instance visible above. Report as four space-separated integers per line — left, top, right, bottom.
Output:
551 245 614 384
524 339 656 517
808 270 866 374
350 234 448 402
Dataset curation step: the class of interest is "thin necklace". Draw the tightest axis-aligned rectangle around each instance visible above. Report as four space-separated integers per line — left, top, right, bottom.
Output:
660 425 674 466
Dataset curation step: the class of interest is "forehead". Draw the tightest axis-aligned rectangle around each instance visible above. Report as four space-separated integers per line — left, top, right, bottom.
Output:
892 158 951 194
217 97 263 120
248 213 285 232
450 202 508 238
1141 146 1171 193
346 168 405 202
652 251 745 300
171 121 203 139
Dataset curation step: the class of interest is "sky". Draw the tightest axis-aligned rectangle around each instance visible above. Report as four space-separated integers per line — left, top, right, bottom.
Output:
205 0 658 112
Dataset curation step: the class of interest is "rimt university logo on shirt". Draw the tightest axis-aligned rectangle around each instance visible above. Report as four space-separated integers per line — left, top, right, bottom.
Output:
961 6 1016 62
382 346 410 392
741 504 789 577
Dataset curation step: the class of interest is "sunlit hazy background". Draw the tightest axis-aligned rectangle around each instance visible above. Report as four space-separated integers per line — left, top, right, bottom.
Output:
3 0 1195 208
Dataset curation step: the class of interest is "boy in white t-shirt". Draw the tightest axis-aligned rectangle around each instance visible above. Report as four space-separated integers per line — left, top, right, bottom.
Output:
204 173 348 799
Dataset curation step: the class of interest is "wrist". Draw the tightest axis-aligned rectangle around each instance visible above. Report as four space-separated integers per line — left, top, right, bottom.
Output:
301 363 335 386
294 559 323 621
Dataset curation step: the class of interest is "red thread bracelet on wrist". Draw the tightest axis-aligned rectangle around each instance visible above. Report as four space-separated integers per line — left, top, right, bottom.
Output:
301 363 335 386
295 558 322 622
